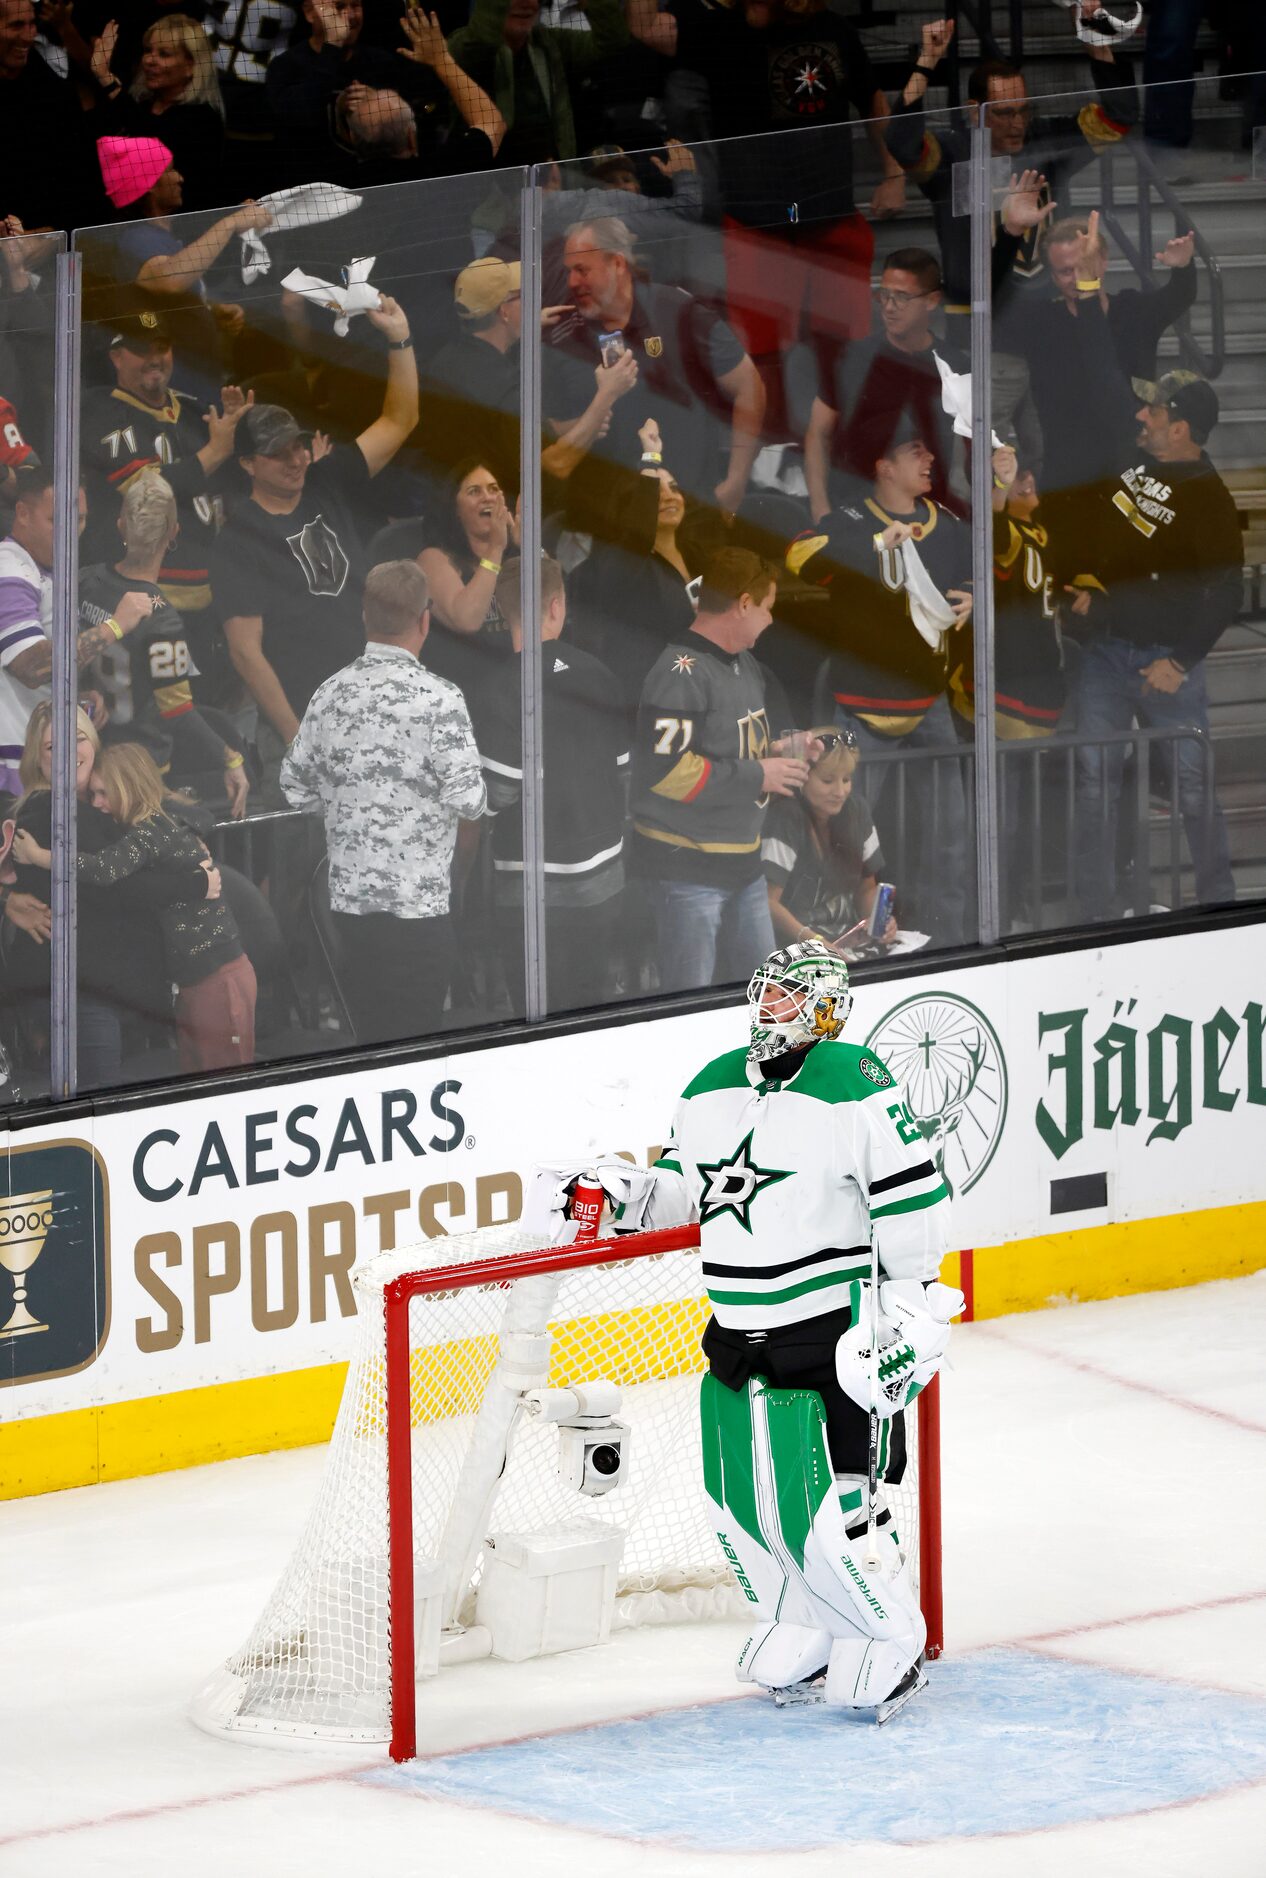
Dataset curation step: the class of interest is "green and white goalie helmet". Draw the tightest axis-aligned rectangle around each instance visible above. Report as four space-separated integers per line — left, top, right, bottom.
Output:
746 941 853 1066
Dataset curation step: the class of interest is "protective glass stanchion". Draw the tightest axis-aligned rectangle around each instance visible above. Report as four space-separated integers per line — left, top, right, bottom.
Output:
0 229 68 1108
71 161 526 1086
540 105 980 1017
982 64 1265 936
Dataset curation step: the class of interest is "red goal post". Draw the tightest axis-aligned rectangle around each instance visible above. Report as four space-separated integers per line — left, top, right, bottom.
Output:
193 1218 943 1762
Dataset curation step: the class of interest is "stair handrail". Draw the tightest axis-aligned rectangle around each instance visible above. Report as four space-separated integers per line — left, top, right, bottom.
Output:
944 0 1026 105
1098 134 1227 380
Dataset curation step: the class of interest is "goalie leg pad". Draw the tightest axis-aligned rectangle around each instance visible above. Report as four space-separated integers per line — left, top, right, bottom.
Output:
736 1619 832 1689
700 1374 926 1705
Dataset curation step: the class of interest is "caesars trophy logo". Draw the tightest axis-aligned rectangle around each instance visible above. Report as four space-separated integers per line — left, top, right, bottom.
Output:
0 1142 109 1388
865 992 1007 1197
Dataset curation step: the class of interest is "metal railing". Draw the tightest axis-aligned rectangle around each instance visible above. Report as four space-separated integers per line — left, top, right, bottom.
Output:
851 718 1219 931
1100 137 1227 380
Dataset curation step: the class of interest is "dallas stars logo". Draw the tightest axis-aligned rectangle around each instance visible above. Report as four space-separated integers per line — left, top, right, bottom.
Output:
696 1132 792 1233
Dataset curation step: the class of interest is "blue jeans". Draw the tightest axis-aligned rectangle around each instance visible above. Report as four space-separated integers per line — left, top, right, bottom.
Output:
1073 638 1233 920
834 695 970 945
648 874 775 995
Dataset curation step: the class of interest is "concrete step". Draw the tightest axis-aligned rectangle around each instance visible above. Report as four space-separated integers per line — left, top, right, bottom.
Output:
1206 646 1266 707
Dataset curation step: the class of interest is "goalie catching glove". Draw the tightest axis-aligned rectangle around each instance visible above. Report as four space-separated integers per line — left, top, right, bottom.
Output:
835 1278 965 1418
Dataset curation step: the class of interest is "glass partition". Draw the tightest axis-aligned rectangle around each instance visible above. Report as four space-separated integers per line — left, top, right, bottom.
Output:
984 69 1266 935
6 47 1265 1103
71 167 526 1090
0 229 66 1107
541 104 982 1016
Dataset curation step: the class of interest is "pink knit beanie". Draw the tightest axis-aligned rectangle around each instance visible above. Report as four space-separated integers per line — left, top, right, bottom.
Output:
97 136 175 211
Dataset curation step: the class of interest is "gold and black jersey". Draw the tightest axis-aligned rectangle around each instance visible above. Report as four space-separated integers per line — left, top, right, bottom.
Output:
788 497 972 736
631 638 771 887
950 509 1065 739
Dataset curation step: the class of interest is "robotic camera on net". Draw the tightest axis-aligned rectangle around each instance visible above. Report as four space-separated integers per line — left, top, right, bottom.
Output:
525 1382 631 1497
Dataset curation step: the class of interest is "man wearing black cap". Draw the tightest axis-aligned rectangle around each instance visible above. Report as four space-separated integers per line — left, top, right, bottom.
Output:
212 292 417 800
1066 368 1241 918
80 310 254 631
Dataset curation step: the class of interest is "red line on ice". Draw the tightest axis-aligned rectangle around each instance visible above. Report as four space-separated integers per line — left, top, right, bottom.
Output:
972 1320 1266 1436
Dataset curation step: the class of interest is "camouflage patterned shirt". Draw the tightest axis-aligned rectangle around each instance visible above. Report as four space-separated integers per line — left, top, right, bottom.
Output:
280 643 486 917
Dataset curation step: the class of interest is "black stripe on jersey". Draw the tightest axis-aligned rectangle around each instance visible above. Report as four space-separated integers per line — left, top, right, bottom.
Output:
869 1160 937 1196
702 1241 871 1282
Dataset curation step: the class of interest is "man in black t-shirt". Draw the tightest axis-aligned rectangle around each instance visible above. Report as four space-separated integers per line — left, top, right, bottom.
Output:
805 248 967 523
547 217 764 516
482 556 628 1015
628 0 906 438
212 292 418 803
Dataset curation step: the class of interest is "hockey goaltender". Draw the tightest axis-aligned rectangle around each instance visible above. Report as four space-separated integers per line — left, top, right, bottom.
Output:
527 939 961 1721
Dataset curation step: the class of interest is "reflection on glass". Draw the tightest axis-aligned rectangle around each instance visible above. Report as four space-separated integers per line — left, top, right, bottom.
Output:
63 169 525 1089
3 32 1262 1098
544 108 980 1016
981 69 1261 935
0 231 67 1107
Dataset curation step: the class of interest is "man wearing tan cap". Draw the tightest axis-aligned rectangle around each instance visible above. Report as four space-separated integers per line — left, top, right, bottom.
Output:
422 253 634 491
420 257 523 488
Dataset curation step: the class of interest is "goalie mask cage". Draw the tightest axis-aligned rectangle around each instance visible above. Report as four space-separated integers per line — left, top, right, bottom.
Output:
193 1221 943 1761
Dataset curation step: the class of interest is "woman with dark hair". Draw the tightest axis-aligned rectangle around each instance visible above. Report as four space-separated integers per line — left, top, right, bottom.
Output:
567 418 697 724
416 459 517 730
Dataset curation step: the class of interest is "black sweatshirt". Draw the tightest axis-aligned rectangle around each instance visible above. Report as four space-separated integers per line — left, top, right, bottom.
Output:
1075 451 1243 669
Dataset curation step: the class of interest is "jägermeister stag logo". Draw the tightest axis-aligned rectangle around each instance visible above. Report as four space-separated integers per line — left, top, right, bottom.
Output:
865 993 1007 1196
0 1142 109 1388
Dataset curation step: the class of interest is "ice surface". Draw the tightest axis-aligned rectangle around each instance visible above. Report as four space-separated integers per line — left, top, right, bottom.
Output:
2 1274 1265 1878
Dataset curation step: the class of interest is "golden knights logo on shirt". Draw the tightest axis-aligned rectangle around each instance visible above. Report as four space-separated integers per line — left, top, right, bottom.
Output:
286 515 350 597
0 1141 110 1388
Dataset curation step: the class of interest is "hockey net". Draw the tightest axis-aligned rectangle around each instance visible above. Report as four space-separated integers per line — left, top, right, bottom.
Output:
193 1221 942 1759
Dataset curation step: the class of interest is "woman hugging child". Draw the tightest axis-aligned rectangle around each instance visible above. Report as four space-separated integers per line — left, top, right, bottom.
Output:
14 742 256 1073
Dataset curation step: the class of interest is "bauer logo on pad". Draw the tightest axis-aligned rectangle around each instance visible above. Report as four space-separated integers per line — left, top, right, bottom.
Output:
0 1140 110 1389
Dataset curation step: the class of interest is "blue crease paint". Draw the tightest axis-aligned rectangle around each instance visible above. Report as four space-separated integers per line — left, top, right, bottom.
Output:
361 1650 1266 1849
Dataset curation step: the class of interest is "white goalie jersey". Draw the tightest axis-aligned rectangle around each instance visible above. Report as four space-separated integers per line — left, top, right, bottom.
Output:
647 1039 953 1332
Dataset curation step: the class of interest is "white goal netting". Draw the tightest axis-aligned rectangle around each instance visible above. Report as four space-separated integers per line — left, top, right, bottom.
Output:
193 1224 926 1747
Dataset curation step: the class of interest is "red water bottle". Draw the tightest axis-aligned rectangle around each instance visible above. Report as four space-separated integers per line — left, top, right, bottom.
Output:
570 1175 605 1245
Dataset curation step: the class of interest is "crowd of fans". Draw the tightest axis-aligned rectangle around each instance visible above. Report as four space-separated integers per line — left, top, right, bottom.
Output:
0 0 1259 1093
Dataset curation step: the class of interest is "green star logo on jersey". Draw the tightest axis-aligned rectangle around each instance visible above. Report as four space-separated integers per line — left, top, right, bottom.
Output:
695 1132 793 1233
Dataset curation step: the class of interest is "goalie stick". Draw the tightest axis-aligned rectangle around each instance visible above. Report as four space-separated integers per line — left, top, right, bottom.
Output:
865 1228 882 1571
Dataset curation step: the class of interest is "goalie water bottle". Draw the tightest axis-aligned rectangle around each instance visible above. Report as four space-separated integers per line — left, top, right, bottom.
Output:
570 1176 606 1245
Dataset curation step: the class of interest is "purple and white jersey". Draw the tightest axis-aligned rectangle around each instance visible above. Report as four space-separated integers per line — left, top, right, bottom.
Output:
0 536 51 794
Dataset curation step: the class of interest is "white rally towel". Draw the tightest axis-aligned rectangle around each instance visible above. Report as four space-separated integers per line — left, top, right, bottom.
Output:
280 256 381 336
900 537 959 652
240 182 364 283
933 350 1003 447
1051 0 1142 47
